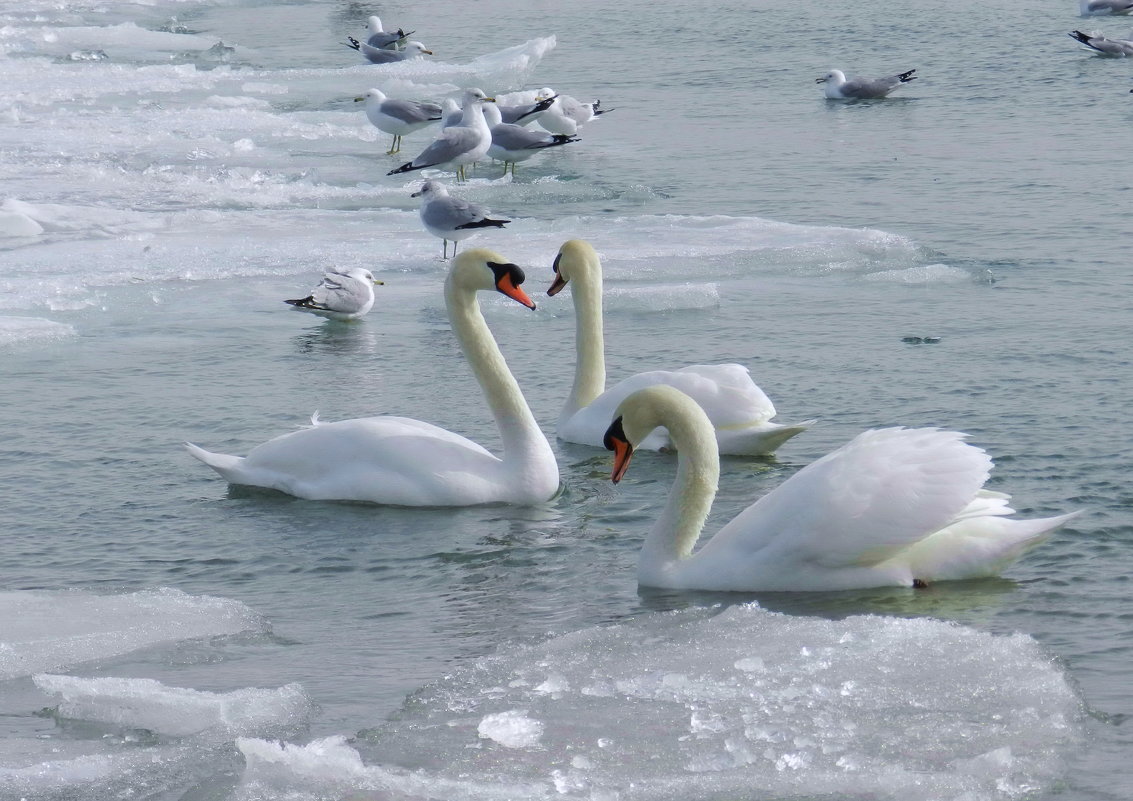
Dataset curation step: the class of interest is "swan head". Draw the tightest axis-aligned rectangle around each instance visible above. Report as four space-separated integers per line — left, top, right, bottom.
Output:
354 87 386 105
816 69 846 85
449 249 536 309
547 239 600 296
605 386 712 483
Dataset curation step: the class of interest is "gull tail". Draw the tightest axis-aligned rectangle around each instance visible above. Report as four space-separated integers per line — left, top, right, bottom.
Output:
455 217 510 231
345 36 361 51
1068 30 1094 44
897 69 917 83
284 295 324 310
592 100 614 116
517 95 558 121
387 161 423 176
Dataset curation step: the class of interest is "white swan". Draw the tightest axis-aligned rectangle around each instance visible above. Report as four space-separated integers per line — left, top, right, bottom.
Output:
604 385 1079 591
547 239 811 455
186 249 559 506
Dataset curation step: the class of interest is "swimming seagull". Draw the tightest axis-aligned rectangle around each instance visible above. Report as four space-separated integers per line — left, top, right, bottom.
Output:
1080 0 1133 15
284 268 384 320
346 39 432 65
411 180 509 260
389 88 496 182
1068 28 1133 55
355 88 442 154
362 15 413 50
816 68 917 99
537 93 613 136
482 103 579 176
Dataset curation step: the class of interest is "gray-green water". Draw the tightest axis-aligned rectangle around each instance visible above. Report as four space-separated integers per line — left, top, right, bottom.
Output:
1 0 1130 798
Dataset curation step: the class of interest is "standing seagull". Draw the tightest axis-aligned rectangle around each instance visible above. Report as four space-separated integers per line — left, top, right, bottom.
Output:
361 15 413 49
816 68 917 99
284 268 384 320
388 88 496 182
482 103 579 176
1080 0 1133 15
346 39 432 65
355 88 442 155
412 181 509 260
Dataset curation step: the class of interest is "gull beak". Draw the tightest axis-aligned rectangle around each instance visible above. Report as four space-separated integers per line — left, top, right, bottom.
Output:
353 96 365 102
373 279 385 286
485 96 497 103
423 49 434 55
815 76 827 84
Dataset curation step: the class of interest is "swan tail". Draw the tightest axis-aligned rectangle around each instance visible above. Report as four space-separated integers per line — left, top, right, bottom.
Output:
908 510 1082 582
184 442 245 480
717 419 816 456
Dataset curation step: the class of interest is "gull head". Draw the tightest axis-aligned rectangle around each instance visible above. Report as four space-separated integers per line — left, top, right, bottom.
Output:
816 69 846 85
411 180 446 200
354 88 385 104
404 41 433 56
461 88 497 106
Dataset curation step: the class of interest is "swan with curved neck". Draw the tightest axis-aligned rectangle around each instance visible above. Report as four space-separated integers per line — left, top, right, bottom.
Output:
605 385 1079 591
548 239 811 455
186 249 559 506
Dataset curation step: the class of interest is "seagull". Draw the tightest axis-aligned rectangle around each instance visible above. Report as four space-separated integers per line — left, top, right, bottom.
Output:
284 268 384 320
816 68 917 99
411 180 509 260
362 15 413 50
1080 0 1133 15
346 39 432 65
1068 28 1133 55
537 93 612 136
355 88 442 155
388 88 496 182
482 102 579 176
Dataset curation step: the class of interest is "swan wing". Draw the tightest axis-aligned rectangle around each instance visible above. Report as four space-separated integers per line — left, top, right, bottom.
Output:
219 416 506 505
704 427 991 569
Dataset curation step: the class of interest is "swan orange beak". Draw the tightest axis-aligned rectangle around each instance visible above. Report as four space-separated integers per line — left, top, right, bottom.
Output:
604 416 634 483
488 261 536 309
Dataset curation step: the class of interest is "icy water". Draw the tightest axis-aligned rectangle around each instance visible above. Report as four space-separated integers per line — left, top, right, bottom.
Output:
1 0 1131 798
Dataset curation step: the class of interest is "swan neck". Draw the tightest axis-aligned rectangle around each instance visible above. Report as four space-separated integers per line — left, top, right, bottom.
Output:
639 411 719 582
445 281 552 470
561 269 607 424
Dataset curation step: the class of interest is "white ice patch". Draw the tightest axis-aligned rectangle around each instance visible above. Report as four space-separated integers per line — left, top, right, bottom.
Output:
34 674 311 737
339 604 1083 801
864 263 973 284
0 587 266 679
0 315 75 345
477 710 544 749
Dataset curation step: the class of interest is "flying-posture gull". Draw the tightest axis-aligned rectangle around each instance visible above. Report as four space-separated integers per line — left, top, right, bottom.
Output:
482 102 579 175
389 88 496 182
1068 28 1133 55
284 268 384 320
355 88 442 154
361 15 413 49
1080 0 1133 15
412 180 509 260
816 68 917 99
346 39 432 65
